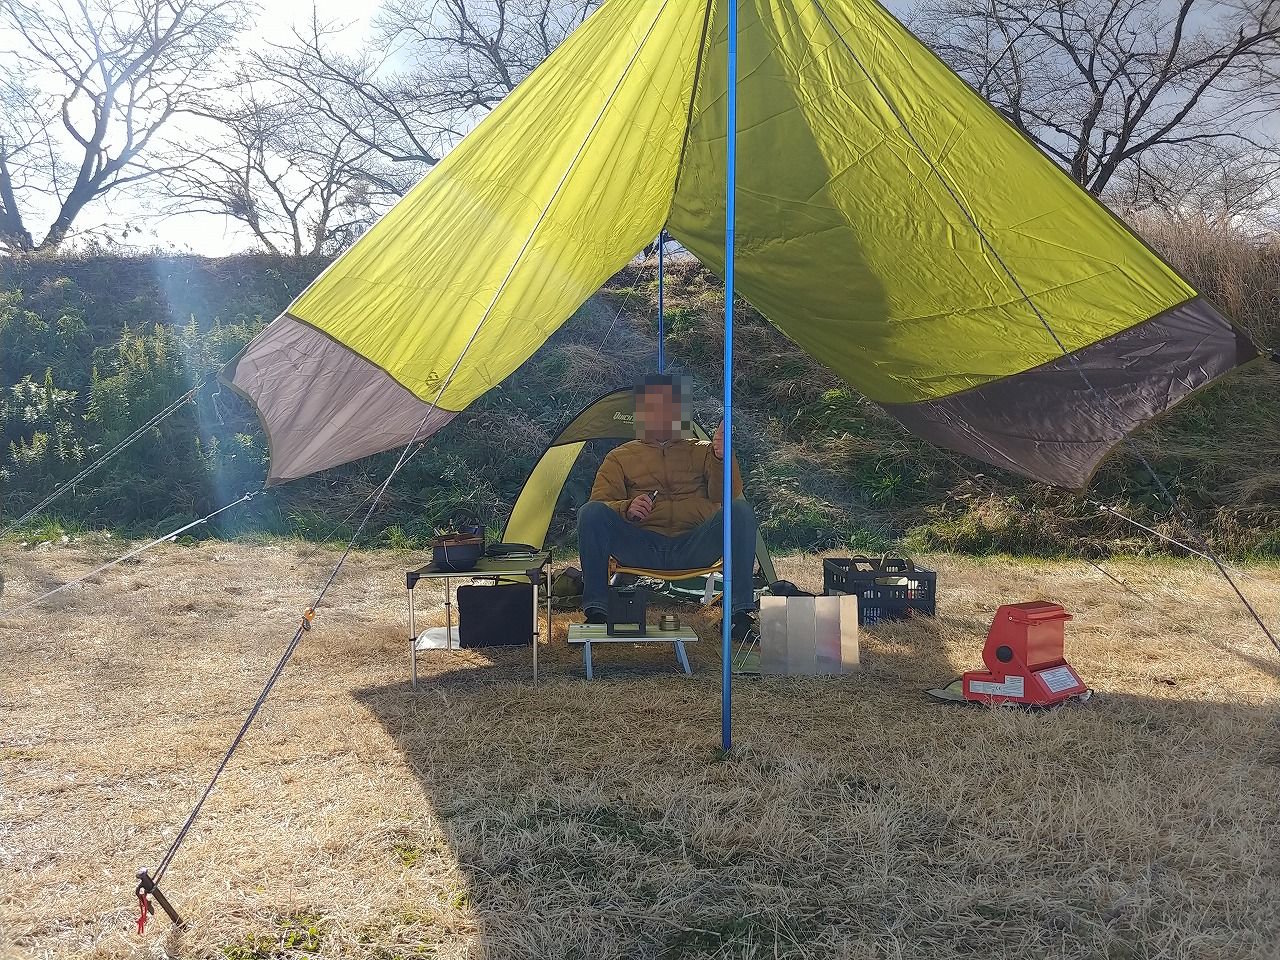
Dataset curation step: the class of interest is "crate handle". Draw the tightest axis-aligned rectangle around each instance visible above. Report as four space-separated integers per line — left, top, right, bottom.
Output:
849 555 916 574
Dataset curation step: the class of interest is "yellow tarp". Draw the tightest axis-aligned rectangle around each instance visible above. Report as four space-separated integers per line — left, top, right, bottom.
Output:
288 0 1198 409
229 0 1252 488
669 0 1194 403
288 0 708 411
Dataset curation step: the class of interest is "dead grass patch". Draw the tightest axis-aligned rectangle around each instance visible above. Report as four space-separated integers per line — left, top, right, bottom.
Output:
2 542 1278 958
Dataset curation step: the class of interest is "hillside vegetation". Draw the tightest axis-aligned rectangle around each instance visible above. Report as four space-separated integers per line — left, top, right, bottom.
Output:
0 223 1277 557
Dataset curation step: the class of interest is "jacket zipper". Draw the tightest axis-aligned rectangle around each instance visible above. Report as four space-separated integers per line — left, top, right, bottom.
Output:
662 444 671 529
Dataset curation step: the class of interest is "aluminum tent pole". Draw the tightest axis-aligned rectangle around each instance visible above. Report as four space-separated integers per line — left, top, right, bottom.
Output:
721 0 739 753
657 229 666 371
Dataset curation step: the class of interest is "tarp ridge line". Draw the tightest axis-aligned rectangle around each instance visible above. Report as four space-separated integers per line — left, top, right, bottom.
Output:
1 492 257 618
1090 500 1261 583
1082 558 1155 605
154 402 439 882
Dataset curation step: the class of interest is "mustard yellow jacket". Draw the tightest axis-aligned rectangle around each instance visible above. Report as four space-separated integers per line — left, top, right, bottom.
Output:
589 438 743 536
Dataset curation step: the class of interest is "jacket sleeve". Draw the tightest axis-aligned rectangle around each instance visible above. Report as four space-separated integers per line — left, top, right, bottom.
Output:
590 450 632 517
706 447 743 503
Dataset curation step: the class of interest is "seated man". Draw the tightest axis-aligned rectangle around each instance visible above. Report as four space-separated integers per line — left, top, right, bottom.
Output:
577 374 759 642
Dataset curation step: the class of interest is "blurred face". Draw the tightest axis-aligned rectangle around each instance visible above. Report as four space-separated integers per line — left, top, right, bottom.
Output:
636 384 686 442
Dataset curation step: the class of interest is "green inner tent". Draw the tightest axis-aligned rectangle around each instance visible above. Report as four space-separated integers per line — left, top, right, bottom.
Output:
223 0 1257 490
502 388 778 584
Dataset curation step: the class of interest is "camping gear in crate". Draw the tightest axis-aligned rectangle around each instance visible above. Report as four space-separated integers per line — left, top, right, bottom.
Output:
431 512 485 572
823 556 936 625
607 584 647 637
926 601 1090 707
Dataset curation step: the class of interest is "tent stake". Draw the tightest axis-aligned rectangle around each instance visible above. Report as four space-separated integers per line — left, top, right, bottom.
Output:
135 868 183 930
721 0 739 754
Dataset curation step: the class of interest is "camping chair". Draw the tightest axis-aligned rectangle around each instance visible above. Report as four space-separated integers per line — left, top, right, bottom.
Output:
608 557 724 606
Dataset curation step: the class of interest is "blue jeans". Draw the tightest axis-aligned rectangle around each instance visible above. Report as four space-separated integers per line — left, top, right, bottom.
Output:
577 499 759 616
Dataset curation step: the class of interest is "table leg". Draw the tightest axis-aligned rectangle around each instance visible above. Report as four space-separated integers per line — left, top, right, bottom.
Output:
532 567 539 685
583 641 593 680
545 565 552 683
675 640 691 676
444 576 452 650
409 586 418 688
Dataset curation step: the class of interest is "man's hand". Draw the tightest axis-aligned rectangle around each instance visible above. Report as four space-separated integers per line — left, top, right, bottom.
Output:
626 493 654 522
712 420 725 460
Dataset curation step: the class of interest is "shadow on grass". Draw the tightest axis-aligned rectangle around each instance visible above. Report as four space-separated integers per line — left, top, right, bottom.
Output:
1208 635 1280 684
348 606 1280 958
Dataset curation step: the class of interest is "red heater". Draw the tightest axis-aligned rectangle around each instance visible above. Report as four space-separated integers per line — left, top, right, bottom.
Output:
929 601 1090 706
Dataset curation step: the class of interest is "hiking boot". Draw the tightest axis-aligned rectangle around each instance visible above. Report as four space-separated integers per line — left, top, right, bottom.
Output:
728 610 760 646
583 608 608 625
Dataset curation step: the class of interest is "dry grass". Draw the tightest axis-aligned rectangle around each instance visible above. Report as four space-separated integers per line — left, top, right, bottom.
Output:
3 540 1280 959
1137 218 1279 349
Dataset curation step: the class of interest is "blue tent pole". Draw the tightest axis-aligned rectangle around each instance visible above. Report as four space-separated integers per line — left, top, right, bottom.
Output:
721 0 738 753
657 230 665 372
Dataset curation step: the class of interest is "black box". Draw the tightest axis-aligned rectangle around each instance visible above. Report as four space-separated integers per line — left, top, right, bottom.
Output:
457 583 534 647
607 585 647 636
823 557 936 625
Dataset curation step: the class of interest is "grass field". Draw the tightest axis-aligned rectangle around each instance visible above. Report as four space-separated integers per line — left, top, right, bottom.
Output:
3 540 1279 959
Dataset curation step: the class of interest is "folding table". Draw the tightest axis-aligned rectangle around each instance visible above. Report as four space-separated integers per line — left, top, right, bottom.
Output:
406 553 551 686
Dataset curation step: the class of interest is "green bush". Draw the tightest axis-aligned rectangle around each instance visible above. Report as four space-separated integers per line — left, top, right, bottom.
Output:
1 246 1277 559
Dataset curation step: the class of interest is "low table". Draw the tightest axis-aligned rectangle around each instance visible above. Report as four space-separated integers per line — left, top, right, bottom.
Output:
406 554 551 687
566 623 698 680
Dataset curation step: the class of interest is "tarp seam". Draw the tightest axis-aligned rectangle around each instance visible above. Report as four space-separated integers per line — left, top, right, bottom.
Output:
670 0 718 210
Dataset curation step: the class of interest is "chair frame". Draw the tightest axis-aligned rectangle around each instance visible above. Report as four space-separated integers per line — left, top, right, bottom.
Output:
608 557 723 606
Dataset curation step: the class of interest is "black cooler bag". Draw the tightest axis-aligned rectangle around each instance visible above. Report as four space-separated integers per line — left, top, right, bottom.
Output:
457 582 534 648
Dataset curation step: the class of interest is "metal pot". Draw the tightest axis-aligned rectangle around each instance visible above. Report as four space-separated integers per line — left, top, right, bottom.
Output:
432 532 484 572
432 512 486 572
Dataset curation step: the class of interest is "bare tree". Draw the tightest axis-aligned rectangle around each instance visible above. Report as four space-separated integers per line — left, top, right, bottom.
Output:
1112 140 1280 231
914 0 1280 200
375 0 599 114
0 77 43 252
251 0 599 183
161 91 388 256
0 0 250 254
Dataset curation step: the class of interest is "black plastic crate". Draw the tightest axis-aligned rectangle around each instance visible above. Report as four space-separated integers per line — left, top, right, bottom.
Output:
823 557 937 625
